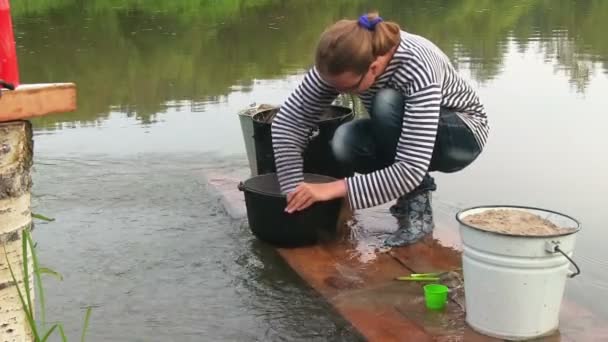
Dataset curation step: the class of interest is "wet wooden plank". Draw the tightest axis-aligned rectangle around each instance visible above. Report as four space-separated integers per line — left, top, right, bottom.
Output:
337 306 434 342
280 204 605 341
389 236 462 273
0 83 77 122
277 241 435 341
205 170 608 341
557 300 608 341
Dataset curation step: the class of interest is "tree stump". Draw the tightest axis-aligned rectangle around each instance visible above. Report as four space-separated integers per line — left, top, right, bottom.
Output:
0 121 34 341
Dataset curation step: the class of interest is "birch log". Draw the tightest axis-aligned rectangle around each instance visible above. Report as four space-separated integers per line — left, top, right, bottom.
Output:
0 121 33 342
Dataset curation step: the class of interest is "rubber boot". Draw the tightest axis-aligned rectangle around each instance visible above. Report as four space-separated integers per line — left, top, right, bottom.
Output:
385 175 436 247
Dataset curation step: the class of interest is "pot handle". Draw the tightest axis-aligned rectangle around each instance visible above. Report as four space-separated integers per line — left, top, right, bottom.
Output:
546 241 581 278
237 182 245 192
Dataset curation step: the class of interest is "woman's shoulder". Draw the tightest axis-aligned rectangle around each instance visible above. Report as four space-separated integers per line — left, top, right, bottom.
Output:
399 31 440 53
397 31 450 65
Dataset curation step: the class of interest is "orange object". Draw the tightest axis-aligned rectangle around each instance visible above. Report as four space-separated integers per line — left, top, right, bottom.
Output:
0 0 19 87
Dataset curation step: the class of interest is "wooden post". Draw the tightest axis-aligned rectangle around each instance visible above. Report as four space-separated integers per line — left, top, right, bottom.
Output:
0 120 34 341
0 83 76 341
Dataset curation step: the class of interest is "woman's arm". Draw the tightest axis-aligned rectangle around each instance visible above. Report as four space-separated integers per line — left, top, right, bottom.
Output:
284 84 442 212
346 60 442 209
271 67 339 193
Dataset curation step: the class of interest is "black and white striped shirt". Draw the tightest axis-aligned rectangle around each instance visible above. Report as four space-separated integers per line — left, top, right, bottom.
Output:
271 31 489 210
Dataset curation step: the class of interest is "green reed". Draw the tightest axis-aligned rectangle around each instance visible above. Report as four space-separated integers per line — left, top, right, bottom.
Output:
3 215 92 342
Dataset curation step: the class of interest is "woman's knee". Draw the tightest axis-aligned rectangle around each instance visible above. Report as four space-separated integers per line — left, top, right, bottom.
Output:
331 119 373 165
371 88 405 123
331 121 358 164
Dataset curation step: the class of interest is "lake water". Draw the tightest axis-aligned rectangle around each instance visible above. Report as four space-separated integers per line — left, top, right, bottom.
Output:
10 0 608 340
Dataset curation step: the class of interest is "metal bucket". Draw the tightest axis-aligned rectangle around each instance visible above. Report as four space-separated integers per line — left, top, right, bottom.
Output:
237 104 278 177
455 205 581 340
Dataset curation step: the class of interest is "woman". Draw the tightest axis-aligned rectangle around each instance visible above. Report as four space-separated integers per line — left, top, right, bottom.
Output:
271 13 489 247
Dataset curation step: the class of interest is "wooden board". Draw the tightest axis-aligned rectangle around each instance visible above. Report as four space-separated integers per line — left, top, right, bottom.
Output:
204 169 608 341
278 206 608 341
0 83 77 122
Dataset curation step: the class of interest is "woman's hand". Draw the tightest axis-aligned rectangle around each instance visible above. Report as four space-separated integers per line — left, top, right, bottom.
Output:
285 180 347 213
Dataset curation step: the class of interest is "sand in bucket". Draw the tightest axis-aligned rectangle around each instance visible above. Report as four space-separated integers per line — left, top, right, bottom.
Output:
462 209 577 236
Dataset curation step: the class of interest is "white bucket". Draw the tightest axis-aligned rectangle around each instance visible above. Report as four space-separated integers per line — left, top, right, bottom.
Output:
456 206 581 340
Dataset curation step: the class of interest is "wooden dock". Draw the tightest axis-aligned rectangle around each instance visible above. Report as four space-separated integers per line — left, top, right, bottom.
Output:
204 167 608 341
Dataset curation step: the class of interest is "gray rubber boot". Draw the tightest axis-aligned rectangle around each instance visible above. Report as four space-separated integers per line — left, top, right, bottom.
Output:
385 190 435 247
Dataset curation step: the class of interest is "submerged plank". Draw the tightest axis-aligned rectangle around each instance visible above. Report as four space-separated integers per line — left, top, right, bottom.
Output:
277 242 435 341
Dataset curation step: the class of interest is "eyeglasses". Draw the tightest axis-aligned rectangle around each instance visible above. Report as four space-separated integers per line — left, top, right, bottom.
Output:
340 72 366 93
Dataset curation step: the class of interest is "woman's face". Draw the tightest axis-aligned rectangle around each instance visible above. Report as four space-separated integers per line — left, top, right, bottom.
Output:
325 68 374 94
324 57 385 94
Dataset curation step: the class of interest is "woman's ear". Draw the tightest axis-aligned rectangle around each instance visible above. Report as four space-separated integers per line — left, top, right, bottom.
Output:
369 59 382 77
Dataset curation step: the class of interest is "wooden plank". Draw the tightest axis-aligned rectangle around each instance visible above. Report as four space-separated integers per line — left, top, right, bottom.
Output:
273 202 608 341
277 242 435 341
0 83 77 122
390 236 462 273
204 170 608 341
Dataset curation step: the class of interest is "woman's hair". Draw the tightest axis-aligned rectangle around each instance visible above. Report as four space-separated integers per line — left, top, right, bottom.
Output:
315 12 401 77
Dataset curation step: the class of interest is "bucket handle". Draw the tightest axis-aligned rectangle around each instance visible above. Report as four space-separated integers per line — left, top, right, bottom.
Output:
555 245 581 278
547 242 581 278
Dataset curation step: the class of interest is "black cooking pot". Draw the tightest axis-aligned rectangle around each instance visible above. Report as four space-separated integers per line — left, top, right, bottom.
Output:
238 173 343 247
251 105 355 179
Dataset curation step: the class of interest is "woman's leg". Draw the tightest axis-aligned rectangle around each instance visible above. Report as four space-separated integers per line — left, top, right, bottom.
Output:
332 89 482 246
331 89 403 173
387 108 482 246
331 118 383 174
429 108 482 172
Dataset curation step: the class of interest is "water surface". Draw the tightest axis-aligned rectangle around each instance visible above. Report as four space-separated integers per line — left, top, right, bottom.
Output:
11 0 608 340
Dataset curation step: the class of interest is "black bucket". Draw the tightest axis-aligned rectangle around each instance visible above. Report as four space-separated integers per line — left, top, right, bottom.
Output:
252 105 354 179
238 173 343 247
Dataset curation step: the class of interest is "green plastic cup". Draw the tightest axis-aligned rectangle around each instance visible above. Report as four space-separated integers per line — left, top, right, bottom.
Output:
423 284 448 310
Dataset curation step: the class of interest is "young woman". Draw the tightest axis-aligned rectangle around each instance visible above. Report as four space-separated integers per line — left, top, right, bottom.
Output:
271 13 489 247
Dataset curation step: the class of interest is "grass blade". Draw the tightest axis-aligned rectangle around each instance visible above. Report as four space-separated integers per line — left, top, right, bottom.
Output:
22 231 34 325
395 276 440 281
3 244 40 341
58 324 68 342
38 267 64 281
81 307 93 342
32 213 56 222
27 231 47 327
41 324 58 342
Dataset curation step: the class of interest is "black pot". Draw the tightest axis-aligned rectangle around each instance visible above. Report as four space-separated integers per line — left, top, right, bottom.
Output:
251 105 354 179
238 173 343 247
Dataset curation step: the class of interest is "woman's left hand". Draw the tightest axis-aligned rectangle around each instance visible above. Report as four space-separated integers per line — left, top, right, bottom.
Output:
286 180 347 213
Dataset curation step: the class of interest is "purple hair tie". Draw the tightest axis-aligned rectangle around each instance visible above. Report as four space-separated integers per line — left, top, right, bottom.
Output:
358 14 383 31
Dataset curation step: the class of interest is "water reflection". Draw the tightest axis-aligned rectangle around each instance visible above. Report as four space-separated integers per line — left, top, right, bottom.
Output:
12 0 608 129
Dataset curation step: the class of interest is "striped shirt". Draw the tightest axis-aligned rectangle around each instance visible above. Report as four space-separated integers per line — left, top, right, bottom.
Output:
271 31 489 210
